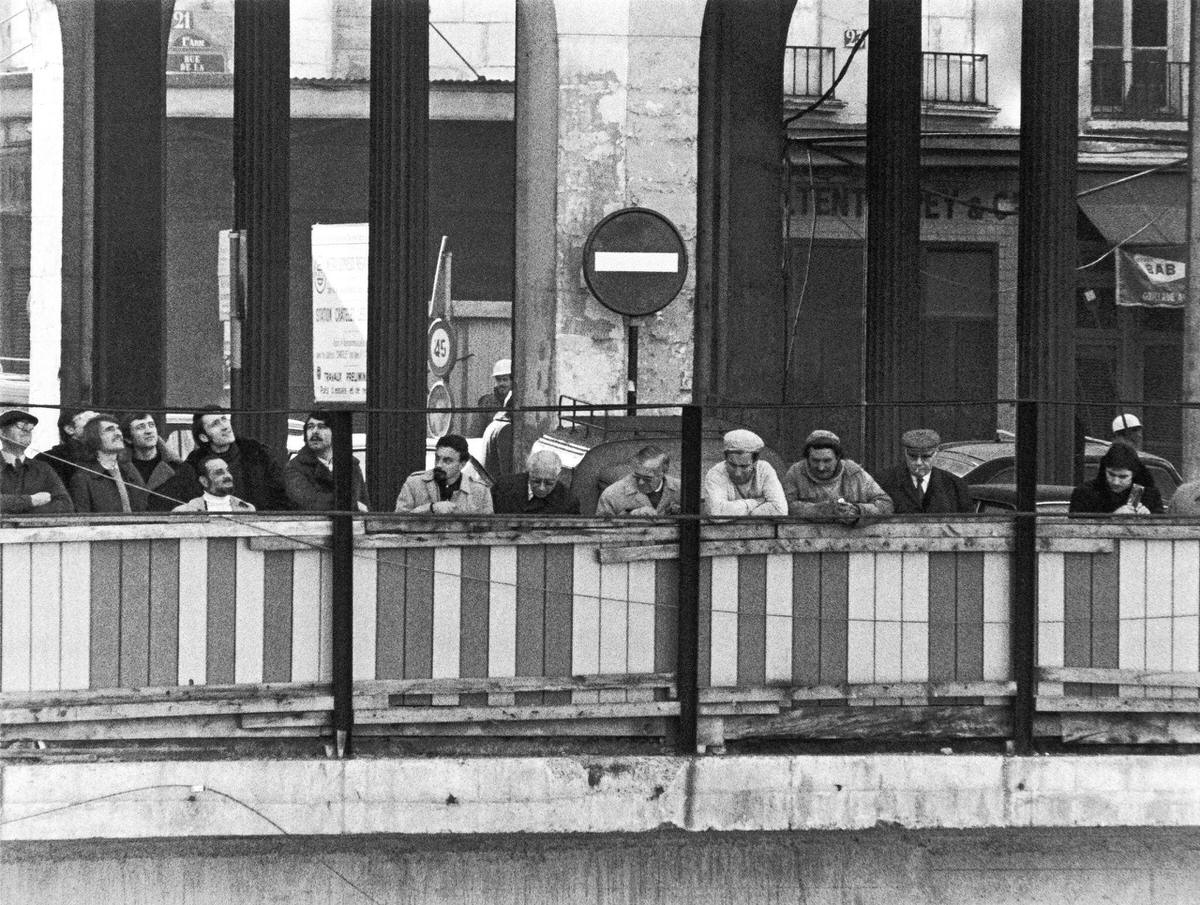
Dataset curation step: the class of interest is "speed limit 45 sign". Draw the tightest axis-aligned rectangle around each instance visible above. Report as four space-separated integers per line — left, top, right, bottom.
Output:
427 318 457 378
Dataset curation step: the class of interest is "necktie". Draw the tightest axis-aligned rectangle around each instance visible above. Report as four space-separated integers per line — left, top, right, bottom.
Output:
109 466 132 513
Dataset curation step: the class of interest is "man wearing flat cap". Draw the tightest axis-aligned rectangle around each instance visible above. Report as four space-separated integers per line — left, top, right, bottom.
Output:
0 409 74 514
782 429 892 524
878 428 973 515
702 429 787 516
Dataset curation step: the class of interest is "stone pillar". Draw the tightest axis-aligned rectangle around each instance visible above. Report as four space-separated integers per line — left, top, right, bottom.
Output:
232 0 290 452
695 0 795 433
367 0 429 511
1017 0 1077 484
512 0 558 461
92 0 166 410
863 0 922 471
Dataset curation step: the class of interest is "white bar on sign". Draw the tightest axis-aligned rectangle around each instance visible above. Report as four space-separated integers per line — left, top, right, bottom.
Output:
593 252 678 272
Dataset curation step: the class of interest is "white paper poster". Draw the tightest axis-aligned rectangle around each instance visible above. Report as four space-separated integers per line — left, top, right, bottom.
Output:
311 223 369 402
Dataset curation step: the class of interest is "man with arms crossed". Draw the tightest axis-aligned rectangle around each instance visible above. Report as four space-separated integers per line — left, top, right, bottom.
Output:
0 409 73 514
395 434 493 514
702 430 786 516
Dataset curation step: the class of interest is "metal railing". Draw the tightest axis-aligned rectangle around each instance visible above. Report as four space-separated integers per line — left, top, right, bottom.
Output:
784 45 836 99
1090 58 1189 120
923 51 988 105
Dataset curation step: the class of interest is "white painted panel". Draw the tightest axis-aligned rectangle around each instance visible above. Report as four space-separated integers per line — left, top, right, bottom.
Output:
571 545 601 695
765 554 792 616
430 547 462 679
289 549 322 683
58 542 91 690
846 620 874 683
1119 539 1147 620
1 544 32 691
176 538 208 685
352 548 379 681
900 552 929 623
710 555 738 613
626 560 655 675
765 614 792 683
764 555 792 684
487 545 517 677
599 561 629 701
1172 614 1199 674
1145 541 1174 618
1172 540 1200 616
28 544 61 691
847 553 875 621
1118 616 1147 670
1144 616 1173 671
233 542 265 683
709 611 739 686
874 552 903 622
901 621 929 683
983 622 1010 681
982 553 1010 624
1038 552 1065 626
873 620 902 683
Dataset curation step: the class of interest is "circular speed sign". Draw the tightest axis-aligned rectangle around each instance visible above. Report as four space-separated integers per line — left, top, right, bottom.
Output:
582 207 688 317
427 318 457 378
426 381 454 438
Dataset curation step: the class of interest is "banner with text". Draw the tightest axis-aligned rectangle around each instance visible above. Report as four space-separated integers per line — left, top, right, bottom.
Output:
311 223 368 402
1116 246 1187 308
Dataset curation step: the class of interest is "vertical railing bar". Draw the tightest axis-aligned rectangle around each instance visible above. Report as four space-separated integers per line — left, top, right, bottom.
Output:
331 408 355 757
1012 398 1038 755
676 403 702 754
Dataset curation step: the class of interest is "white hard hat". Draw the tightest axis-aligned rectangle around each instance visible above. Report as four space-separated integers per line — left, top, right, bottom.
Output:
492 358 512 378
1112 413 1142 434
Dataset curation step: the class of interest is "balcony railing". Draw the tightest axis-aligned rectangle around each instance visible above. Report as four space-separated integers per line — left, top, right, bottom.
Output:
784 45 836 99
1091 59 1189 120
923 51 988 105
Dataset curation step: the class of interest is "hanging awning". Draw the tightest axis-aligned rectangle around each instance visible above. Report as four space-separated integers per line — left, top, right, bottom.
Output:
1077 172 1187 246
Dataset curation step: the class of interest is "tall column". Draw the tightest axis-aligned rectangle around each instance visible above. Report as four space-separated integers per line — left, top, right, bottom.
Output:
864 0 922 470
367 0 429 511
1017 0 1078 484
512 0 558 462
1184 2 1200 481
695 0 795 437
92 0 165 410
232 0 290 453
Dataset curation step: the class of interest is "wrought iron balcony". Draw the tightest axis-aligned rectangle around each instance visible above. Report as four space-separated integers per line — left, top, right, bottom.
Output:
784 45 836 98
923 51 988 105
1091 58 1189 120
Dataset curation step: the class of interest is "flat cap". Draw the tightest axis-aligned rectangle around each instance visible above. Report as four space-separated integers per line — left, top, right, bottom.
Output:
901 428 941 451
1112 413 1141 433
0 409 37 428
723 429 764 454
803 429 841 448
492 358 512 377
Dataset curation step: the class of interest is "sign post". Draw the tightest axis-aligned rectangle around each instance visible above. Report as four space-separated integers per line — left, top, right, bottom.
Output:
582 207 688 414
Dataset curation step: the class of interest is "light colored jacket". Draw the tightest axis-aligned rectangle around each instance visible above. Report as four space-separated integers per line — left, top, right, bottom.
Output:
595 472 682 517
702 460 786 516
782 458 893 521
394 468 494 514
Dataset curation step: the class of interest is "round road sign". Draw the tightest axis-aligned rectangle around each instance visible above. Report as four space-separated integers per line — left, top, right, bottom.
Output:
426 381 454 438
582 207 688 317
427 318 457 378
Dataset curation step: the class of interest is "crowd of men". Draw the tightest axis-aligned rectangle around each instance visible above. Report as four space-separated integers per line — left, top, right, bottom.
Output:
0 401 1172 520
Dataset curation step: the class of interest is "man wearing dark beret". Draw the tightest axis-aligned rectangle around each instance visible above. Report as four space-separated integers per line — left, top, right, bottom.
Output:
877 428 973 515
0 409 74 514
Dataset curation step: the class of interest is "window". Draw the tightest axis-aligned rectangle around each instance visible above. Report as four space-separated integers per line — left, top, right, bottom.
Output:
1092 0 1183 118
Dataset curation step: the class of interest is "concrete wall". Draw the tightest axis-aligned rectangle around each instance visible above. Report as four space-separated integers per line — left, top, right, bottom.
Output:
7 827 1200 905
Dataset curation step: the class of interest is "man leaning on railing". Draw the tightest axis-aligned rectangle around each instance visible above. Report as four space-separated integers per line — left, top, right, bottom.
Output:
702 430 787 516
595 445 681 517
395 433 493 515
782 429 893 525
0 409 74 515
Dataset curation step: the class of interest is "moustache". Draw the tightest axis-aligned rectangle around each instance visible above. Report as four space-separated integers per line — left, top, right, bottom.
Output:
433 467 448 482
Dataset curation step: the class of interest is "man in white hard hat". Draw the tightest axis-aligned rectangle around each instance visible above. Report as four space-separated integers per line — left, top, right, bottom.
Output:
702 429 786 516
471 358 513 437
1112 413 1143 452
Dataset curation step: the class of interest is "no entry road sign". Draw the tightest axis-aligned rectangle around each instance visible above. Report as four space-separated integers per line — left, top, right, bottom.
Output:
582 207 688 317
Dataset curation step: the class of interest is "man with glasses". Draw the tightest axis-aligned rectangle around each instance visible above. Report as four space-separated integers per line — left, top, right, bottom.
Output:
490 449 579 515
595 445 681 517
0 409 73 514
877 428 972 515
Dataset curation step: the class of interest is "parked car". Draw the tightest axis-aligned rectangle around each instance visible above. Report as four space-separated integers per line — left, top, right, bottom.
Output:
937 432 1182 505
967 484 1076 515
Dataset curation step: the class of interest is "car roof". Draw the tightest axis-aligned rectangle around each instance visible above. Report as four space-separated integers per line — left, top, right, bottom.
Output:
939 438 1180 481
